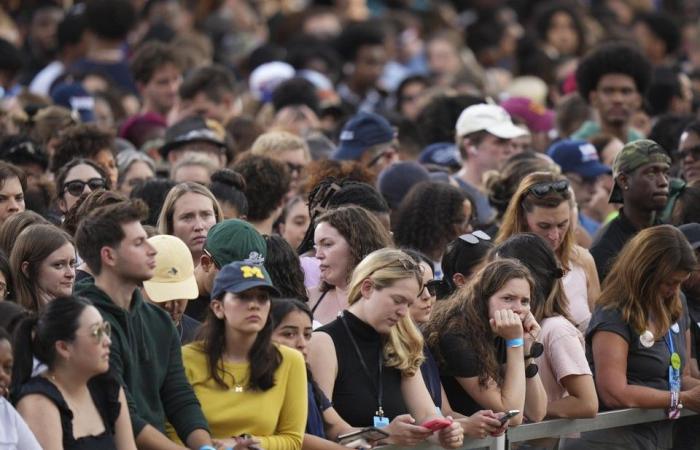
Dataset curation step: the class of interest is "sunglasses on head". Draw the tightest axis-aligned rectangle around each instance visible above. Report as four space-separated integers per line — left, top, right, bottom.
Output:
678 145 700 162
459 230 492 244
527 180 569 198
62 178 107 197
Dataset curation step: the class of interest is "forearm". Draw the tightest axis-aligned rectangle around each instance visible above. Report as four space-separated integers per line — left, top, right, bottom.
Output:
136 425 189 450
523 375 547 422
683 374 700 389
258 433 304 450
185 429 214 450
499 347 527 413
547 395 596 419
601 384 671 409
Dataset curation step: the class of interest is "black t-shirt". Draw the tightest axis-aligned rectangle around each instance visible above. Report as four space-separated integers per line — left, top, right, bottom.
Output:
684 292 700 362
590 210 639 282
586 300 690 410
435 332 506 416
184 295 210 322
316 311 407 427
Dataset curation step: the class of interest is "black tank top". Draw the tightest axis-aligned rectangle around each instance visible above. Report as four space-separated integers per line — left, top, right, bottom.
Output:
17 374 120 450
317 311 407 426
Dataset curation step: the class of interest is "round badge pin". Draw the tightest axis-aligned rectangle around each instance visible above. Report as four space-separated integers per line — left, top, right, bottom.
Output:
640 330 655 348
671 352 682 370
671 323 680 334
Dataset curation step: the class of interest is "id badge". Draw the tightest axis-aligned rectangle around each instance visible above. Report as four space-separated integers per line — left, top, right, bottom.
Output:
374 415 390 428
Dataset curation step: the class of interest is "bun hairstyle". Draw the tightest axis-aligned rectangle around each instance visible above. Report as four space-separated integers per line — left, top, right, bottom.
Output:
209 168 248 217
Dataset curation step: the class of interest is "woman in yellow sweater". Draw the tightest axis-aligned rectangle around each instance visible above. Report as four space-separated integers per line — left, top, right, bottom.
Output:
180 260 307 450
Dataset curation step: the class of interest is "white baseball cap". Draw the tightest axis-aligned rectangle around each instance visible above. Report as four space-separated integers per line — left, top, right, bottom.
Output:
455 104 527 140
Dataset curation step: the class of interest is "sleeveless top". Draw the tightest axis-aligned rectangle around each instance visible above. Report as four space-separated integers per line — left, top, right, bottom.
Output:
317 311 407 426
16 374 121 450
562 262 590 332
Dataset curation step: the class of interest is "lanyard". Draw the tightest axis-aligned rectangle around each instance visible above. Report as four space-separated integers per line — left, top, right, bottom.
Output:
340 312 385 417
664 329 681 376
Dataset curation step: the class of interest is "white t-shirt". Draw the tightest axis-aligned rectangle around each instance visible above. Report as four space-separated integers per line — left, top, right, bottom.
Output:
0 397 42 449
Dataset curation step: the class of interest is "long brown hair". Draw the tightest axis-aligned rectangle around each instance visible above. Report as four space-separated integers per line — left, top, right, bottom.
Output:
497 172 576 269
424 258 535 386
597 225 697 336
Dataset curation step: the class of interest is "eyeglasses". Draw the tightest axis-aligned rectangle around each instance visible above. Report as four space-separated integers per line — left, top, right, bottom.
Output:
87 322 111 344
203 248 220 270
678 145 700 162
459 230 492 244
367 146 396 169
424 279 441 297
286 162 305 175
62 178 107 197
527 180 569 198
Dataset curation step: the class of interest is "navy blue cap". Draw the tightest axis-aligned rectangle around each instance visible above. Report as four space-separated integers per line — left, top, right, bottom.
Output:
547 139 611 179
378 161 431 210
333 112 394 161
211 261 280 300
50 83 95 123
680 223 700 249
418 142 462 171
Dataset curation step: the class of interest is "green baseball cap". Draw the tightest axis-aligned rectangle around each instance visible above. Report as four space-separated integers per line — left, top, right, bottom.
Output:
203 219 267 268
609 139 671 203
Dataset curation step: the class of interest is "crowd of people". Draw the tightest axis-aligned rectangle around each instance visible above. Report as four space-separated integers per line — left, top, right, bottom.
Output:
1 0 700 449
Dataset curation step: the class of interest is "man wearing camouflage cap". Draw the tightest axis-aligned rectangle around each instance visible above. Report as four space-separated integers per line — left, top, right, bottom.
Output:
590 139 671 280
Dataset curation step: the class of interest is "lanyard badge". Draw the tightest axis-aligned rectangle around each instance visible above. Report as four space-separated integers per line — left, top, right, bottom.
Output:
665 327 682 419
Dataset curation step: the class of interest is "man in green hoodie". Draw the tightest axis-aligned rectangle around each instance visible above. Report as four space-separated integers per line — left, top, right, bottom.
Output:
74 200 215 450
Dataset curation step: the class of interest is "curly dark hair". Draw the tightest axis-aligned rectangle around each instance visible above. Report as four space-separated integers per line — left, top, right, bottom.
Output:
130 41 183 84
263 235 308 302
84 0 136 41
576 43 652 103
415 94 484 148
51 124 115 174
634 12 681 57
233 155 290 222
334 20 384 62
532 1 586 57
424 258 535 387
179 64 237 101
393 181 468 260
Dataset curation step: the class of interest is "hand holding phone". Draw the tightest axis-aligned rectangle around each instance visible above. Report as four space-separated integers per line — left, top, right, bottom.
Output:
421 417 453 432
499 410 520 425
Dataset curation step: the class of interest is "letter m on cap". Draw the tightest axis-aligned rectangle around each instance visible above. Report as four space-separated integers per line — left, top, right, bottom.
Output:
241 265 264 279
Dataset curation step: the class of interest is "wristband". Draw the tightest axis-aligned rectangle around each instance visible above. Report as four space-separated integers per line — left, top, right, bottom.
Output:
506 338 524 348
199 446 217 450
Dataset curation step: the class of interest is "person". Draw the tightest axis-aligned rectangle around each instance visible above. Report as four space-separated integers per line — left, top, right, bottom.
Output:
263 235 308 302
278 195 309 251
74 200 215 449
208 169 247 220
51 124 118 188
130 41 183 120
0 161 26 226
424 258 548 423
9 224 76 312
309 206 394 325
0 210 49 255
438 231 494 300
308 248 465 448
677 120 700 187
178 260 307 449
170 153 217 185
250 131 311 194
497 172 600 331
590 139 671 280
393 181 471 279
233 154 291 235
54 158 110 217
142 235 200 345
115 149 155 197
160 115 229 169
156 182 224 264
567 225 700 449
12 295 137 450
130 178 176 227
271 297 392 449
331 112 398 174
178 64 239 126
572 43 652 143
491 234 598 420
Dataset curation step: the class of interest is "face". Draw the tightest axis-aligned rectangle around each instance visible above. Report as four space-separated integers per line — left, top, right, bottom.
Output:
272 310 313 360
409 262 435 325
111 221 157 282
119 160 155 197
214 287 271 335
0 271 8 301
679 130 700 186
172 164 212 185
314 222 353 287
94 149 118 188
590 74 640 128
276 149 308 192
622 161 670 211
487 277 531 319
93 98 114 132
0 339 11 398
0 176 24 225
363 276 420 334
169 141 225 169
660 271 690 302
399 80 428 120
60 164 106 213
158 299 188 325
183 92 230 125
566 173 598 207
141 63 182 114
280 200 310 251
525 202 571 251
63 306 111 375
471 133 517 172
35 242 76 304
353 45 387 89
172 192 217 259
546 11 579 56
427 39 461 78
600 137 624 166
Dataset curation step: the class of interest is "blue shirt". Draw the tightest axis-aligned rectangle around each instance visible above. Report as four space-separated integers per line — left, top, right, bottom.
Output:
306 381 332 438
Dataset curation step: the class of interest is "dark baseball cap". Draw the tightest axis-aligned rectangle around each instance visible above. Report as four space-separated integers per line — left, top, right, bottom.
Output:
204 219 267 268
418 142 462 171
609 139 671 203
547 139 611 179
211 261 280 300
160 115 227 158
680 223 700 250
333 112 394 161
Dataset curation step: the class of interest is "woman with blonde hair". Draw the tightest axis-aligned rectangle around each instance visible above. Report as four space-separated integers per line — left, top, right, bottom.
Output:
156 182 224 264
308 248 465 448
497 171 599 331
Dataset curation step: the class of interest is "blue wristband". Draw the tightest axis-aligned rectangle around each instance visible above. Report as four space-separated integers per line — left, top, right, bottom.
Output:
199 446 217 450
506 338 524 348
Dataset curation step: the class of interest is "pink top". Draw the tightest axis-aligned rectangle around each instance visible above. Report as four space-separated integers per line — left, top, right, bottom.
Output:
536 315 591 403
562 262 590 332
300 256 321 289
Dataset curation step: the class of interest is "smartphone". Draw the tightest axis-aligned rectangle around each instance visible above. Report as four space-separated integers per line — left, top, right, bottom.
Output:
421 417 453 432
499 410 520 425
337 427 390 446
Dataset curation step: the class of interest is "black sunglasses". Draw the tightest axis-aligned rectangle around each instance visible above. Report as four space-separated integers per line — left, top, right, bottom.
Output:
678 145 700 162
459 230 492 244
424 279 441 297
62 178 107 197
527 180 569 198
286 162 305 174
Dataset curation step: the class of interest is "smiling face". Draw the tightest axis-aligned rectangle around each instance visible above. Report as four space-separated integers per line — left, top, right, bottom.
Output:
409 261 436 325
172 192 217 260
487 277 531 320
362 276 420 334
314 222 353 288
272 309 313 360
35 242 76 304
525 202 571 251
213 287 271 336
